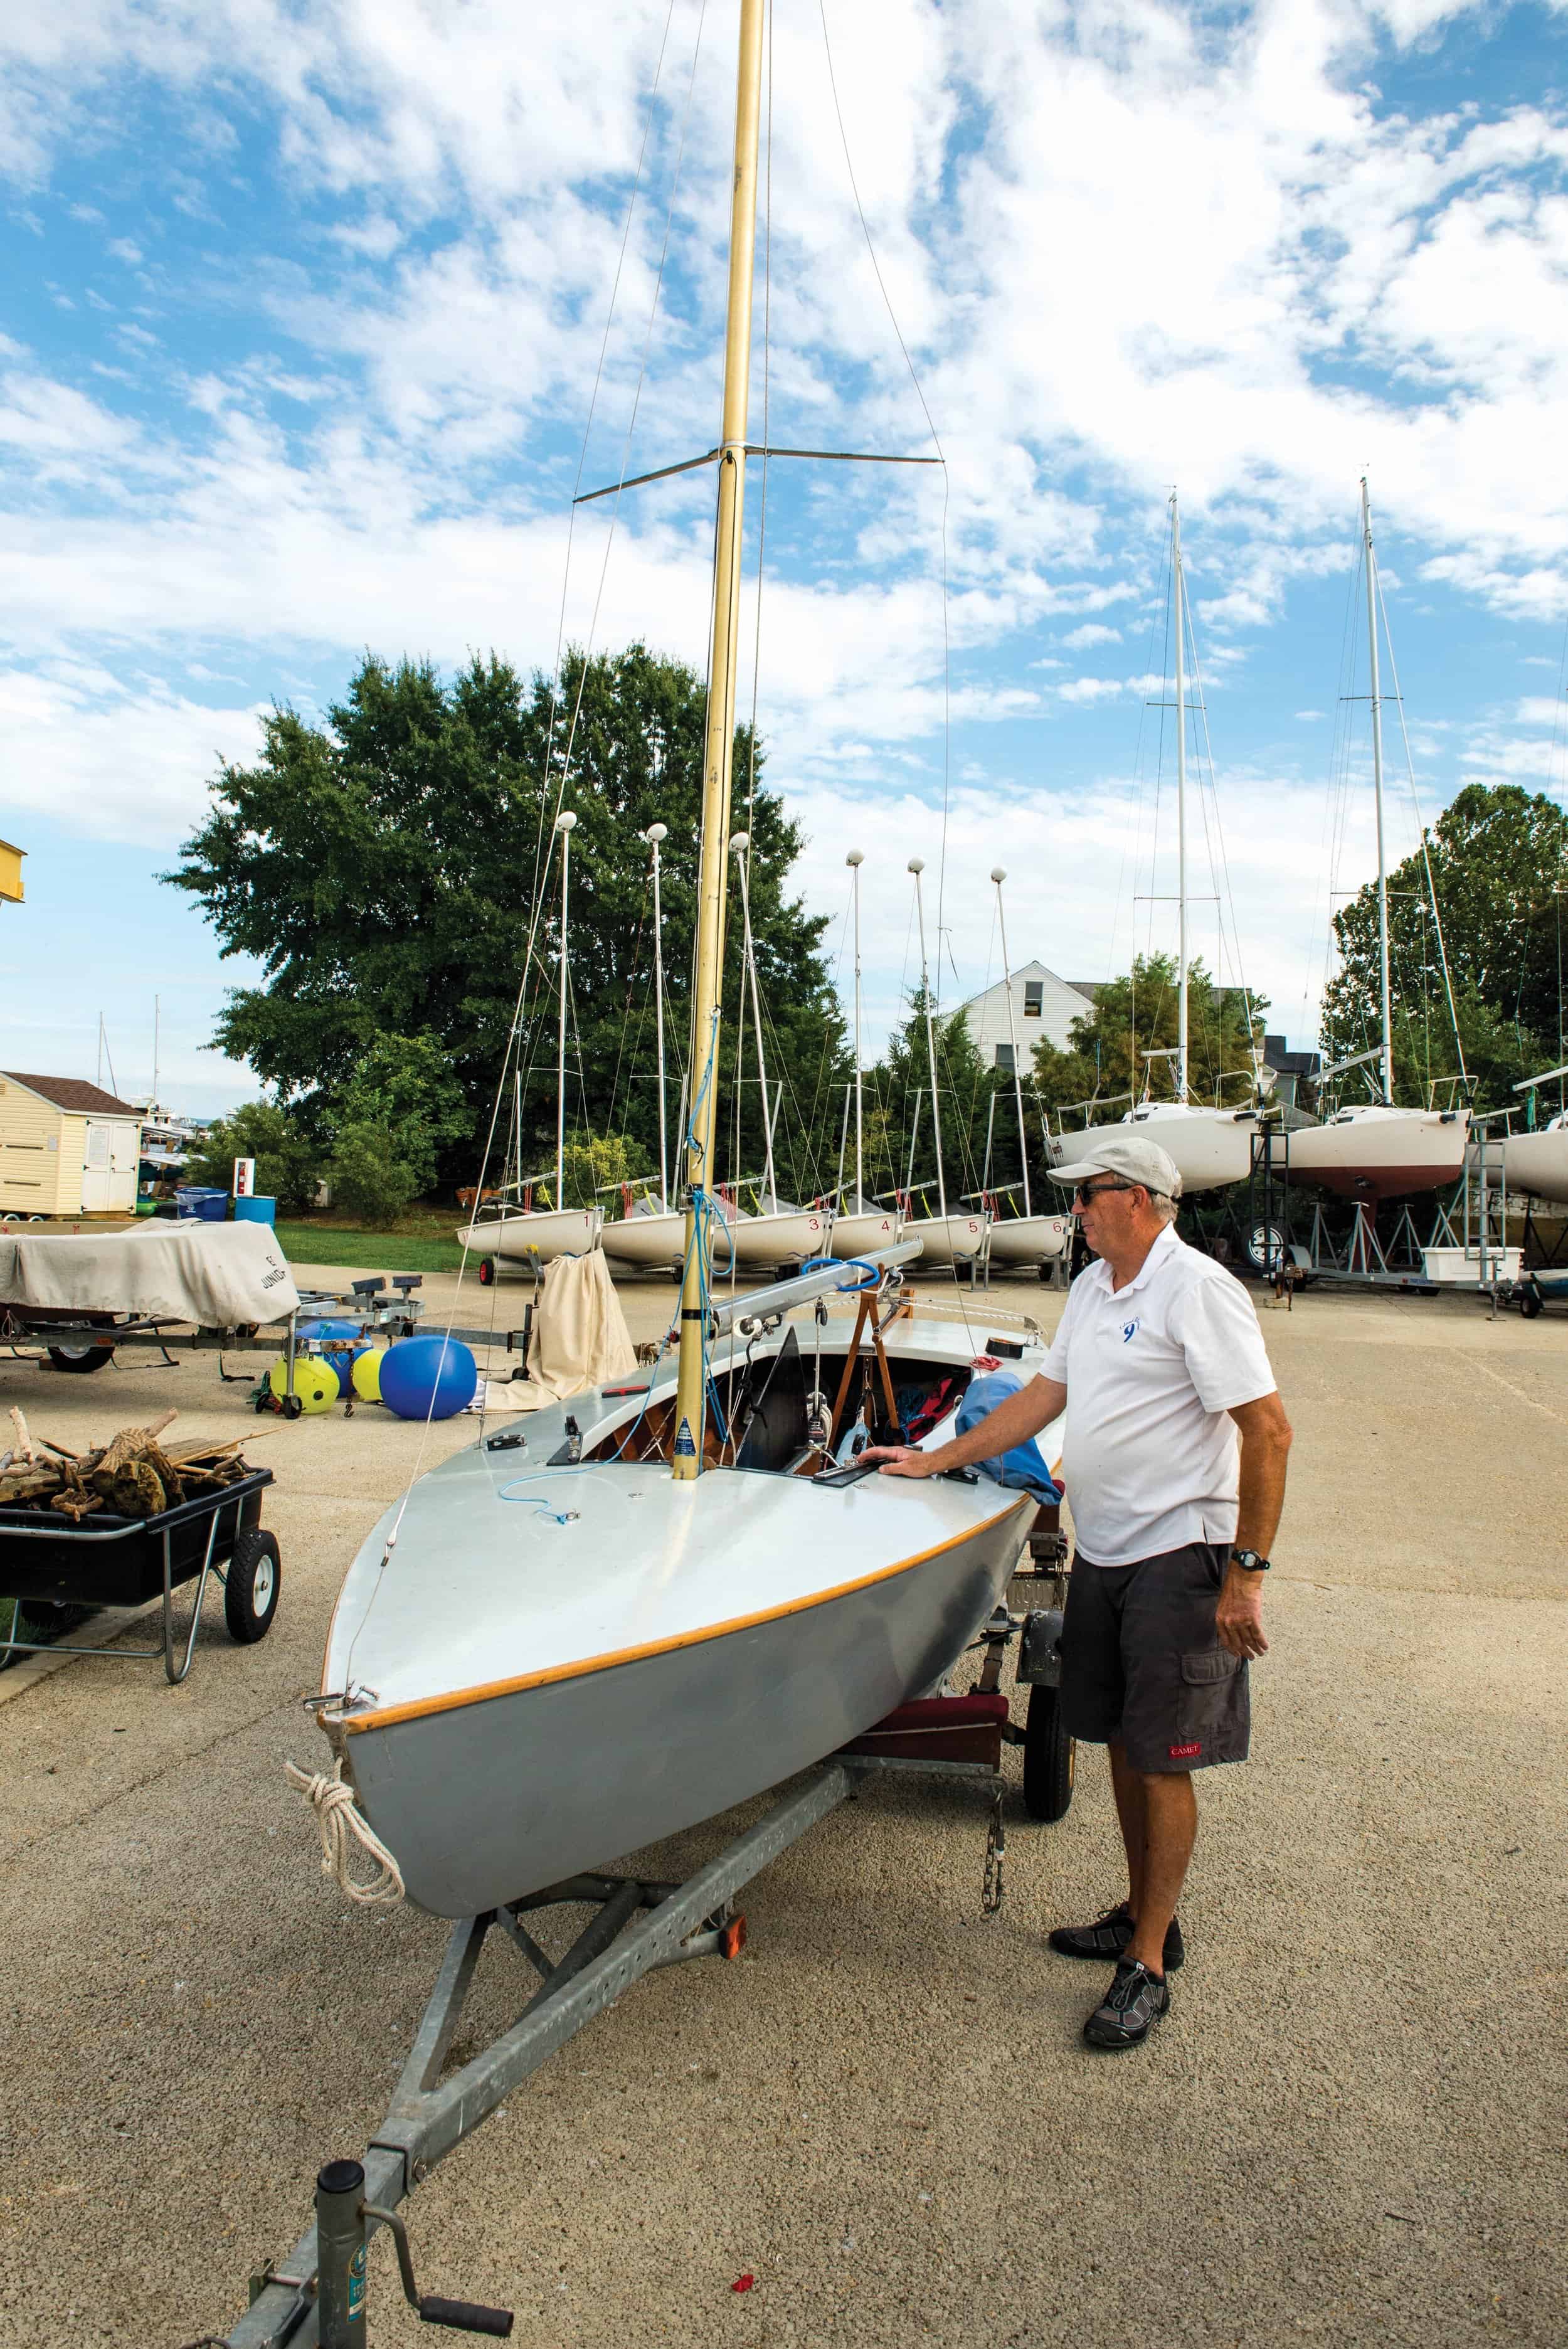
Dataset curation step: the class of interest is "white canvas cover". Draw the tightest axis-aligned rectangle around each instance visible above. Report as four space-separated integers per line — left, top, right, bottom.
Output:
514 1246 637 1411
0 1220 300 1327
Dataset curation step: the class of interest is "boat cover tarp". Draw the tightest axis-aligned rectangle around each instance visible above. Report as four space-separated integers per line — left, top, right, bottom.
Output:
516 1246 637 1411
0 1221 300 1326
956 1369 1062 1503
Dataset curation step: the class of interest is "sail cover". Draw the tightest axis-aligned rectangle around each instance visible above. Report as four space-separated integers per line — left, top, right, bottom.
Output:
514 1246 638 1410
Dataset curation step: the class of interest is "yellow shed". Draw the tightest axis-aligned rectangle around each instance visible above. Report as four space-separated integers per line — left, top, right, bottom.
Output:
0 1073 144 1217
0 840 24 905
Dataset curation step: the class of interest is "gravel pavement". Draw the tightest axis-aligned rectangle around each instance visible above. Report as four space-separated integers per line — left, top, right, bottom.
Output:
0 1263 1563 2346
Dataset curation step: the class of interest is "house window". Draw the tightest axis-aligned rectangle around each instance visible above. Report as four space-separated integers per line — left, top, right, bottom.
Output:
995 1042 1015 1073
1023 980 1044 1017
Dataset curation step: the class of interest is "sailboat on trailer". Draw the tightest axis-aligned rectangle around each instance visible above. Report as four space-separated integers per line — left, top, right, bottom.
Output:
1288 480 1470 1200
1050 494 1255 1195
313 0 1045 1919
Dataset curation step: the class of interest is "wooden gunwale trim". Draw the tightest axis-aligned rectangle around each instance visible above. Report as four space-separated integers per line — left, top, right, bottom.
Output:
339 1492 1033 1736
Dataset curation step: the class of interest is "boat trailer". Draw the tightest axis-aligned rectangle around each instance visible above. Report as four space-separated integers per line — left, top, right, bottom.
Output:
207 1547 1071 2349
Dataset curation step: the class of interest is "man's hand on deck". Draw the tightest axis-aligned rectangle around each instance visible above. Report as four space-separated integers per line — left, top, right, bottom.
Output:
859 1445 940 1479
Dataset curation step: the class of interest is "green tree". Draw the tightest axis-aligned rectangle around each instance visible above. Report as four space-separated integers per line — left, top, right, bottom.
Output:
184 1098 320 1212
1031 955 1264 1120
1322 782 1568 1106
326 1121 418 1228
167 645 847 1196
332 1032 472 1194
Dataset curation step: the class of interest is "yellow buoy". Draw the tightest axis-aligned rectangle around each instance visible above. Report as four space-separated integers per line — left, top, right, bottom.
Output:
351 1347 383 1403
269 1355 337 1414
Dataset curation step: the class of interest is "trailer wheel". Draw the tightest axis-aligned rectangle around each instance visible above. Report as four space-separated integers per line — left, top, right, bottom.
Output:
224 1529 280 1643
1022 1684 1075 1822
1520 1283 1544 1320
477 1256 497 1287
46 1342 115 1374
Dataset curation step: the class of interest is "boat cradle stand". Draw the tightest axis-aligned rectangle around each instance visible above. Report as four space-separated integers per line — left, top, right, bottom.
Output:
218 1622 1062 2348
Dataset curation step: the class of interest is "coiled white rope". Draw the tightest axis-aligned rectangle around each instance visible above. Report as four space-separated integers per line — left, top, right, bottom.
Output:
285 1758 405 1908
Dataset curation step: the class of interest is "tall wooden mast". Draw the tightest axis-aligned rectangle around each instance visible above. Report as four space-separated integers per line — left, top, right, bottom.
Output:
672 0 765 1479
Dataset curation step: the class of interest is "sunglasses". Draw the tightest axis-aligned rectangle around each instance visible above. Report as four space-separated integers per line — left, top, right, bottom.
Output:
1070 1179 1138 1206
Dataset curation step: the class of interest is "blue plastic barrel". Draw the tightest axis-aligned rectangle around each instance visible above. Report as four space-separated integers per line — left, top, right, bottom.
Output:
233 1195 276 1226
175 1186 228 1222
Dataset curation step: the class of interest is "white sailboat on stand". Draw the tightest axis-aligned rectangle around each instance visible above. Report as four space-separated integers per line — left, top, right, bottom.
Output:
720 830 834 1271
602 822 735 1276
1051 493 1255 1197
981 867 1072 1273
312 0 1045 1920
897 857 989 1271
1288 480 1469 1206
832 848 905 1260
458 809 605 1273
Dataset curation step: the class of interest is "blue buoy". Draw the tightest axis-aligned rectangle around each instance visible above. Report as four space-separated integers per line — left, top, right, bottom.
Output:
378 1333 478 1421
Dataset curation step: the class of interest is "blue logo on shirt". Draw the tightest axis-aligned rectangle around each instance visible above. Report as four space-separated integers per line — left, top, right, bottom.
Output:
1121 1318 1140 1343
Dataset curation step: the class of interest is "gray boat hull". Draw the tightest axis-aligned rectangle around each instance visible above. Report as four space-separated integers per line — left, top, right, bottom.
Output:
339 1490 1029 1917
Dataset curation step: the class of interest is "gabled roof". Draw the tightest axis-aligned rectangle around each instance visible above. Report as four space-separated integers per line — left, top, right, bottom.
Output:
2 1071 143 1117
958 962 1096 1012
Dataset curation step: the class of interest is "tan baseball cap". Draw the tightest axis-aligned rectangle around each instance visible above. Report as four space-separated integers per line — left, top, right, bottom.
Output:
1046 1134 1183 1201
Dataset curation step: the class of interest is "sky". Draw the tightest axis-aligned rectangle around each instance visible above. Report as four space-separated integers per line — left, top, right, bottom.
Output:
4 0 1568 1118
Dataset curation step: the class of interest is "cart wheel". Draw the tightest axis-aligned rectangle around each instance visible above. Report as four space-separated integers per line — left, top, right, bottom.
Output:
1022 1684 1075 1822
46 1343 115 1374
282 1394 304 1421
224 1529 280 1643
1521 1284 1544 1320
478 1256 497 1287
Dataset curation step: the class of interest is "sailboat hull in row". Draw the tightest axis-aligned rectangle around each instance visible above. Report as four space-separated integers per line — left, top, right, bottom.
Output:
830 1209 905 1259
1286 1108 1468 1200
1050 1108 1254 1194
1468 1126 1568 1206
986 1214 1073 1267
457 1207 604 1264
601 1209 735 1273
725 1207 834 1269
904 1212 990 1266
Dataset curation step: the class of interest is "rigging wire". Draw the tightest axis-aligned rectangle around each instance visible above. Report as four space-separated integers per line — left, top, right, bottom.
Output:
1372 565 1468 1091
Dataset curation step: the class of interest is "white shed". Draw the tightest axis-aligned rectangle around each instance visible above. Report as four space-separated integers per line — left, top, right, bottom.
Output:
958 962 1095 1071
0 1073 144 1217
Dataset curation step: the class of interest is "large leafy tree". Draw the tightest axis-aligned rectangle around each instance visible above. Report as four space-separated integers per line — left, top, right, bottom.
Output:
168 645 847 1196
1320 783 1568 1109
1030 954 1264 1119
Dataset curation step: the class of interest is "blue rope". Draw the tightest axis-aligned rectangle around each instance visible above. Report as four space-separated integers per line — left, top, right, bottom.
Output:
798 1255 882 1292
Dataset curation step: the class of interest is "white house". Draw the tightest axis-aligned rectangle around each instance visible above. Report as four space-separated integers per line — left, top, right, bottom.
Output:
0 1073 143 1216
958 962 1096 1073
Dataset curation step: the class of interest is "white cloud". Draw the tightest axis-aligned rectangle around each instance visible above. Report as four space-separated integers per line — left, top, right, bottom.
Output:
1059 623 1122 651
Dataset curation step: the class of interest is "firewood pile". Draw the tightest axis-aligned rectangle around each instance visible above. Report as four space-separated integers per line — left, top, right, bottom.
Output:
0 1407 257 1524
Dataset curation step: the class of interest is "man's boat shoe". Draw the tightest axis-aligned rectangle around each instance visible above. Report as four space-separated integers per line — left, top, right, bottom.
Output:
1082 1958 1170 2051
1047 1902 1184 1971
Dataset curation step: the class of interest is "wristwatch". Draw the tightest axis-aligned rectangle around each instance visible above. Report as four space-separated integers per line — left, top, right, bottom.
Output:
1230 1547 1271 1574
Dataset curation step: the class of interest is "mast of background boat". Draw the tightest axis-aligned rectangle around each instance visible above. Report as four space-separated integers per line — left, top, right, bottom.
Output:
847 848 865 1207
672 0 763 1480
1172 490 1190 1104
990 867 1030 1216
1362 475 1395 1107
909 858 948 1218
731 833 778 1211
645 822 670 1211
554 809 577 1202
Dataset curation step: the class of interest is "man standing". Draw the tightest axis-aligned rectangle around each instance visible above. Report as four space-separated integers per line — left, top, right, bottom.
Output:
864 1136 1291 2052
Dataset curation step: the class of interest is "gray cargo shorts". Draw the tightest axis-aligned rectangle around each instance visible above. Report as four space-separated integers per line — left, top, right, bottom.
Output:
1059 1540 1249 1774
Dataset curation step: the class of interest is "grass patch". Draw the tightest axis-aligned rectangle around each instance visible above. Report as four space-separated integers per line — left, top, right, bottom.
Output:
273 1220 465 1275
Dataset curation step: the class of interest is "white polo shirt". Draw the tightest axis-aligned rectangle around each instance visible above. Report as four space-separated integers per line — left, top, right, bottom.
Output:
1042 1223 1276 1566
